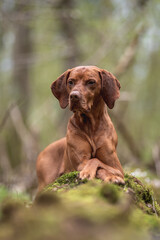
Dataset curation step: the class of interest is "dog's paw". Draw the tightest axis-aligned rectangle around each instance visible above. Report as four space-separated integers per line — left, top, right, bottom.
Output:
79 168 96 180
104 175 125 185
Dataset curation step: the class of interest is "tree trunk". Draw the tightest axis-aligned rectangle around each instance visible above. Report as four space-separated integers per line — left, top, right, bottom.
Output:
12 0 33 119
55 0 80 69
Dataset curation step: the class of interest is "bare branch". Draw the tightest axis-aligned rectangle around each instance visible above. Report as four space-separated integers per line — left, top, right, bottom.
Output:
0 103 17 134
111 112 141 162
152 142 160 177
110 26 146 164
9 104 39 164
114 25 145 78
0 139 13 179
0 103 39 192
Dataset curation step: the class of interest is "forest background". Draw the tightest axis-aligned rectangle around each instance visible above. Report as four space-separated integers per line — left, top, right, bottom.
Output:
0 0 160 196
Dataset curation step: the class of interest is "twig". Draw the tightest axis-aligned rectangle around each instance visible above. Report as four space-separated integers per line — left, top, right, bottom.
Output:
152 142 160 177
0 103 17 134
114 25 145 78
109 26 146 163
152 195 158 217
0 139 13 179
111 112 141 162
1 103 39 192
9 104 38 164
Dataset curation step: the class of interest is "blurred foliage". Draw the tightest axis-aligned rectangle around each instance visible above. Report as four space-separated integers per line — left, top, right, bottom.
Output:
0 0 160 192
0 185 30 204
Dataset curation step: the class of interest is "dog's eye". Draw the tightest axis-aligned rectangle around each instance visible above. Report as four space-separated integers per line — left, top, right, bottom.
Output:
87 80 95 85
68 80 74 86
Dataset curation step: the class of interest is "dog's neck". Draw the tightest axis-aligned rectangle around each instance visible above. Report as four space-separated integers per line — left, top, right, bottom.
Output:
70 97 108 133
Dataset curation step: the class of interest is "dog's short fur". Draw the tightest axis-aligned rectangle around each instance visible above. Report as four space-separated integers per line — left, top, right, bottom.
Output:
36 66 124 192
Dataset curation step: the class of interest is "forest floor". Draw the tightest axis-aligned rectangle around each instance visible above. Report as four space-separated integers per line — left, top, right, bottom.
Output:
0 172 160 240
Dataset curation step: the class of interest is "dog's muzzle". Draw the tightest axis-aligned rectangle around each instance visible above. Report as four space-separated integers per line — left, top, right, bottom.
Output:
70 91 81 103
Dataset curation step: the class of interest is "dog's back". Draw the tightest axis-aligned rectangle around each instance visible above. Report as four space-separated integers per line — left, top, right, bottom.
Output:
36 137 66 192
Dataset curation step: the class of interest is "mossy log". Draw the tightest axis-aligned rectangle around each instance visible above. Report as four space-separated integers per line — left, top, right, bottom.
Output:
0 172 160 240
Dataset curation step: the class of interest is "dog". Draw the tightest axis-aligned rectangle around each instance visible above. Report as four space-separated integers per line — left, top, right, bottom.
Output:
36 66 124 192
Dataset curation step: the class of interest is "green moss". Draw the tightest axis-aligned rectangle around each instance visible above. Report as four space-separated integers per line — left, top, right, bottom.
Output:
35 192 60 206
44 171 88 192
124 173 160 216
154 199 160 216
1 199 24 221
124 174 152 203
100 183 121 204
43 171 160 218
0 171 160 240
44 171 160 217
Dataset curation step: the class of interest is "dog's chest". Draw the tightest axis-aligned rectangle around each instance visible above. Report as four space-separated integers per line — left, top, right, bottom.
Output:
90 129 114 158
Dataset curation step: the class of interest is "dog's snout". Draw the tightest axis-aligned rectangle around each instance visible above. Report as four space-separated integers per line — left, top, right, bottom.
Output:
70 91 81 101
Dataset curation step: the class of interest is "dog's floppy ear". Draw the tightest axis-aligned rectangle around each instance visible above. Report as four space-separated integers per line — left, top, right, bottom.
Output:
51 70 71 109
100 69 121 109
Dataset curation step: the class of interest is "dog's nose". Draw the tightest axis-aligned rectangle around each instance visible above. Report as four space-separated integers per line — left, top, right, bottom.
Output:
70 91 81 101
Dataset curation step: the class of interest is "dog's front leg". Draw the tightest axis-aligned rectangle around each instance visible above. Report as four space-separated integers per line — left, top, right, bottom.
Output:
78 158 100 180
79 158 124 184
67 134 97 179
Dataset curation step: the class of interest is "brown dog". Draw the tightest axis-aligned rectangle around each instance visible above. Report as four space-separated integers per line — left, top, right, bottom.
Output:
36 66 124 192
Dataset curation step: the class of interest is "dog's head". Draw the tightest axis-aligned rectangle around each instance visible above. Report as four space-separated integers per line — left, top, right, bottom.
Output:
51 66 121 112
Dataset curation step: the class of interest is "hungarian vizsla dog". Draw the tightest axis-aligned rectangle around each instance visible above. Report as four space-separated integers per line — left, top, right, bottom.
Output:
36 66 124 192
